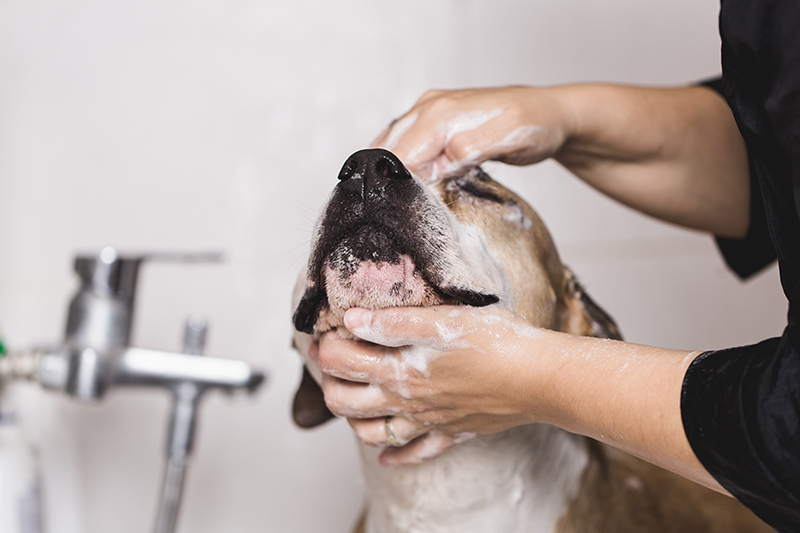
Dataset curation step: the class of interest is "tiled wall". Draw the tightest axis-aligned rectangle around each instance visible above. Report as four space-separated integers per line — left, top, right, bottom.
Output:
0 1 785 532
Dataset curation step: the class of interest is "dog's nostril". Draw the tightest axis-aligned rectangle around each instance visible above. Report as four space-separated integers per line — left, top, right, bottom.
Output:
375 156 410 181
338 159 358 181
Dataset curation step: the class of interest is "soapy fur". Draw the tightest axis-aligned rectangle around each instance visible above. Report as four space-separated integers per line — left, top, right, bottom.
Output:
360 424 589 533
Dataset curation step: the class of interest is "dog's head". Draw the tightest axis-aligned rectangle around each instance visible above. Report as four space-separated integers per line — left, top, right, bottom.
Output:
291 148 620 428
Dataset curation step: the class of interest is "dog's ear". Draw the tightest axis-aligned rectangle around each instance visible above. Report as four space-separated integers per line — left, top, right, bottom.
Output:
561 269 623 341
292 365 336 429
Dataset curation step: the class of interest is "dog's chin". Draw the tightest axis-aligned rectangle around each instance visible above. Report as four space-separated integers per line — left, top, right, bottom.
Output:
313 253 453 335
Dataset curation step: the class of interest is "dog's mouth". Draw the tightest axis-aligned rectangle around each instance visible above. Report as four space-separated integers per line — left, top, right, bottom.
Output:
293 149 500 336
321 227 459 312
324 228 428 304
296 226 496 336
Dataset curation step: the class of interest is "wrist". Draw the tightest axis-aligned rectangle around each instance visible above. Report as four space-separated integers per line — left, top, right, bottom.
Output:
543 85 582 152
497 326 573 427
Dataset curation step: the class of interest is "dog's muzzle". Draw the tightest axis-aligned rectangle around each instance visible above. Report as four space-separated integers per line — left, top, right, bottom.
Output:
293 149 499 335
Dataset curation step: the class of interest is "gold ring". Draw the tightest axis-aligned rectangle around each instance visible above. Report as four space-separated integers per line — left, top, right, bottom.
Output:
385 416 402 447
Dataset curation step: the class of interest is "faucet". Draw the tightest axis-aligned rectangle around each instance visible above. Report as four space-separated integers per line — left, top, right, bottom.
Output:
0 247 266 533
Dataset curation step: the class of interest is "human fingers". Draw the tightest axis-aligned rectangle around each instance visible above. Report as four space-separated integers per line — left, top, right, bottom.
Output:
373 114 448 182
306 340 319 363
317 330 393 383
347 415 428 447
435 90 568 176
371 90 445 152
320 372 401 419
372 112 420 152
393 87 568 179
318 334 445 419
371 89 506 180
439 120 561 177
378 431 458 466
390 105 502 179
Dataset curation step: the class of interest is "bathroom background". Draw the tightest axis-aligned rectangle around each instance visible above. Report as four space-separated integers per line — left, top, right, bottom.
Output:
0 0 785 532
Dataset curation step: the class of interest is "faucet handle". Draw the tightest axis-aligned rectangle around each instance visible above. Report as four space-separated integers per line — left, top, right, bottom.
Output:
182 315 207 356
66 248 223 351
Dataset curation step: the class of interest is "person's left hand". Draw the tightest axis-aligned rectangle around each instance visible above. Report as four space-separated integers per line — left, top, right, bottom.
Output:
312 305 550 466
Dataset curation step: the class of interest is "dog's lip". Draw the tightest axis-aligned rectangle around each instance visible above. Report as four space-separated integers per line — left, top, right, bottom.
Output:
325 253 418 291
321 247 438 305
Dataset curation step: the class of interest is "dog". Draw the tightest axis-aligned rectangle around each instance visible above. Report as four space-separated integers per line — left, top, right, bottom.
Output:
291 148 770 532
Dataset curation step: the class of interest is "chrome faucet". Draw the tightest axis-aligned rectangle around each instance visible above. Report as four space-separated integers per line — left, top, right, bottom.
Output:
0 247 266 533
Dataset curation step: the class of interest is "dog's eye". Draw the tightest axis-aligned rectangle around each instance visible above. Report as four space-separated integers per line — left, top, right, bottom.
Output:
453 179 507 204
448 173 511 206
446 172 532 230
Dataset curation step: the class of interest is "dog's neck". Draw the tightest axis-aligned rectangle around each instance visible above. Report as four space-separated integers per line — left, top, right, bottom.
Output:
359 424 588 533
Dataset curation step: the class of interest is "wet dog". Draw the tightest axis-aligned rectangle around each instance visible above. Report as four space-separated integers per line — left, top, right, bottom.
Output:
291 149 769 532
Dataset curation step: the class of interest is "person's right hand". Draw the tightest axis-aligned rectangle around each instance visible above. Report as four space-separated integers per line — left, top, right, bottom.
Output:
371 86 568 182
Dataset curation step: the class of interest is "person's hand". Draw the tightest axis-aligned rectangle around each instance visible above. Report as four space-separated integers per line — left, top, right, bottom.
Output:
310 304 724 494
314 305 548 466
371 87 568 181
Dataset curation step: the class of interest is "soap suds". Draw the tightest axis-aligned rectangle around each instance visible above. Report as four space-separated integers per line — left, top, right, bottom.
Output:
443 108 505 145
453 432 477 445
400 345 439 378
435 321 465 345
496 125 544 150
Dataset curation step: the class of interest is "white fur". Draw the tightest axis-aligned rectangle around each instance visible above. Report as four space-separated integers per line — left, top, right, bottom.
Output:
361 425 589 533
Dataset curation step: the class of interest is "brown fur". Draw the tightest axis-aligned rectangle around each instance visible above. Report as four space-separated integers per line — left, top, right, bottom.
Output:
557 442 771 532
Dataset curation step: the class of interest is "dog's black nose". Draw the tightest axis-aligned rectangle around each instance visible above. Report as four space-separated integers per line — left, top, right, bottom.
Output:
337 148 412 197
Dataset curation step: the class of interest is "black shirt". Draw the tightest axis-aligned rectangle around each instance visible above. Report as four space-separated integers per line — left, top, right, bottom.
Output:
681 0 800 531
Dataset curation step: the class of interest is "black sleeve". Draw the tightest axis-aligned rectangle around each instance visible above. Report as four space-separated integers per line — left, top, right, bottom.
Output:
681 333 800 532
699 77 778 279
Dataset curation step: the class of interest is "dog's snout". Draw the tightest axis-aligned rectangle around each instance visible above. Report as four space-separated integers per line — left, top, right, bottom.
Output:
337 149 412 196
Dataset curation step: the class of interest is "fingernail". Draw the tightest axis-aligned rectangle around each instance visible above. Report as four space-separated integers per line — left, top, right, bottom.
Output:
344 308 373 330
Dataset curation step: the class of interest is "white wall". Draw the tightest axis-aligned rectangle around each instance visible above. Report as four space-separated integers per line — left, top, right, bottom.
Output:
0 1 785 532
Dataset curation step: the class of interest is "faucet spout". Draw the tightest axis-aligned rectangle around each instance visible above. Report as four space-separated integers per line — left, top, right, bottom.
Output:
114 348 265 392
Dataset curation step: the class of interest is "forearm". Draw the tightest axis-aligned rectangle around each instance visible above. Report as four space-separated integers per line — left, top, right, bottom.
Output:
523 330 728 495
552 84 750 238
377 84 750 237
